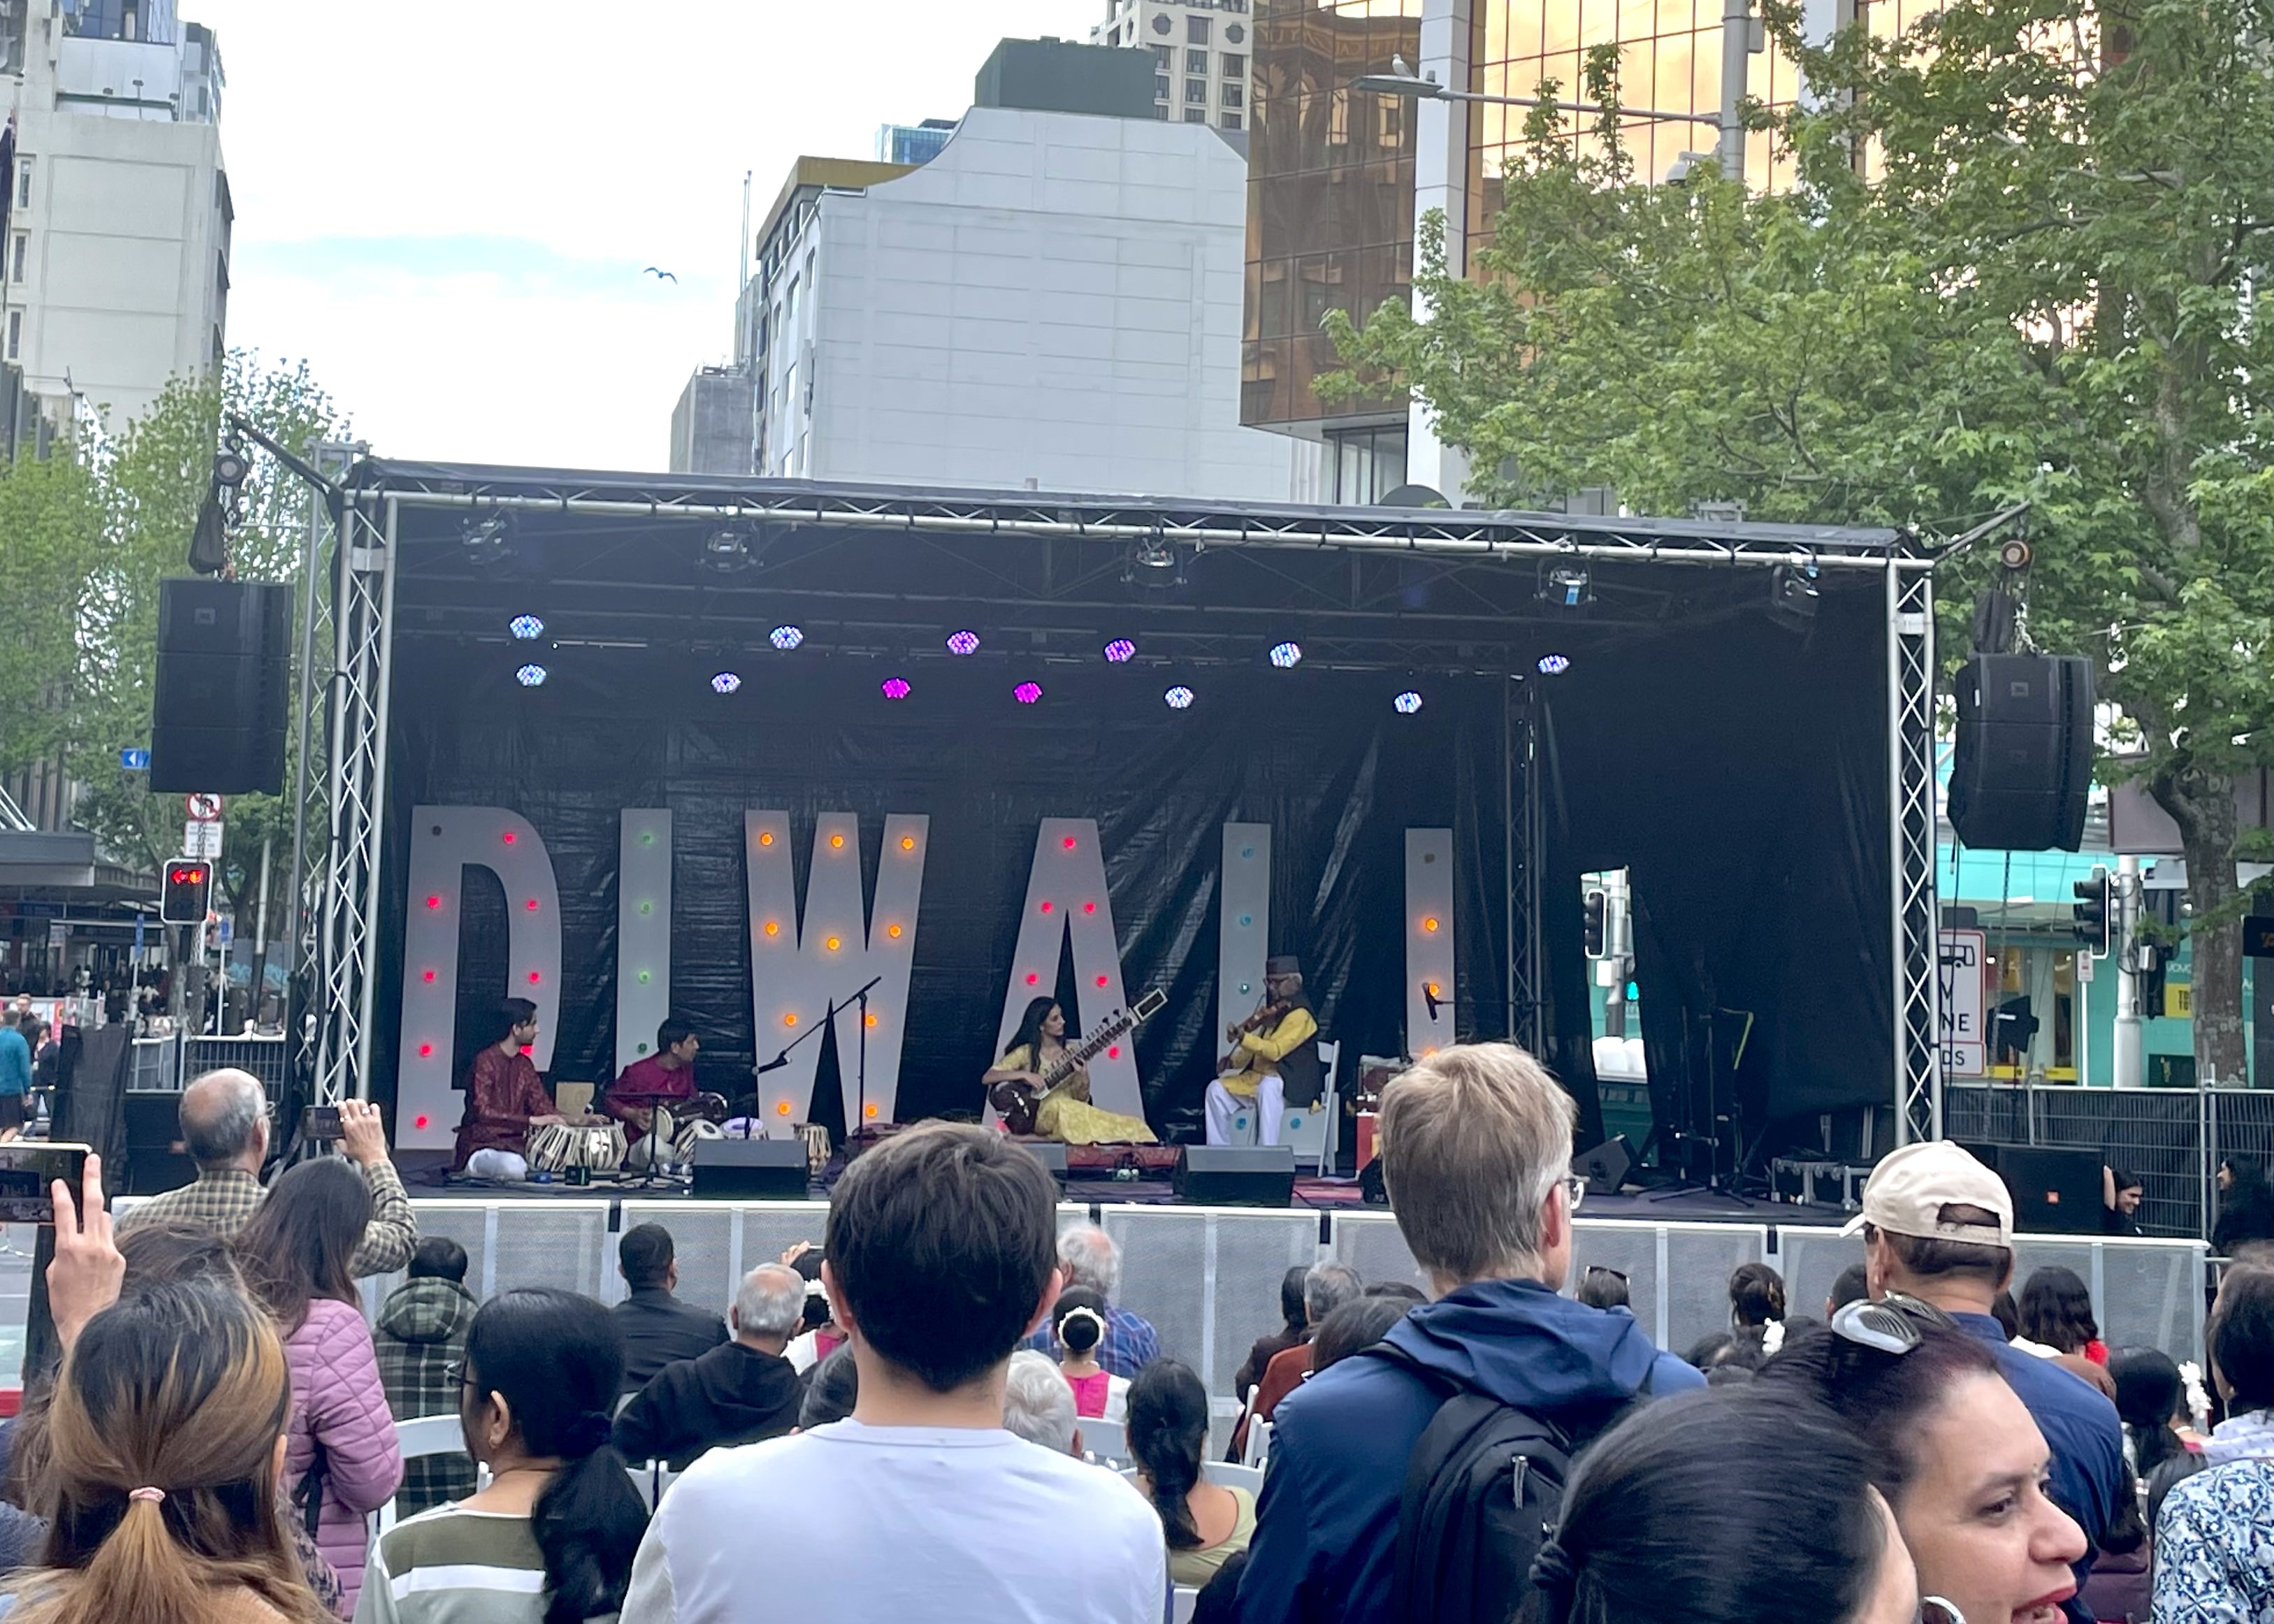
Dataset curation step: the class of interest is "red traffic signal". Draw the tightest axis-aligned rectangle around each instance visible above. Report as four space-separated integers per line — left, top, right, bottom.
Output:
161 860 212 925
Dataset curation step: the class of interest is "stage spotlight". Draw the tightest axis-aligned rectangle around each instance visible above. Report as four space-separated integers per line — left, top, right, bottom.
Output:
702 529 754 574
946 630 980 656
1541 565 1592 609
1164 686 1194 710
461 512 516 568
1103 638 1136 664
211 448 250 489
1537 653 1570 675
1768 563 1821 630
509 614 544 641
769 625 804 651
515 663 549 688
711 672 742 695
1013 681 1044 705
1393 690 1424 714
1268 641 1303 669
881 677 912 700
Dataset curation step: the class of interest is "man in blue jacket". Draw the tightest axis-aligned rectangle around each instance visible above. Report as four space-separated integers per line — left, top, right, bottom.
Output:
1235 1043 1702 1624
0 1009 31 1140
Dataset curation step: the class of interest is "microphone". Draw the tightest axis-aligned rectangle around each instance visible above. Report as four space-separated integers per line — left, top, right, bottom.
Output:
753 1053 790 1075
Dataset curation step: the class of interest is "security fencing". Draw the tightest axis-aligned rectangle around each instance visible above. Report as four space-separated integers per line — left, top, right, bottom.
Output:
125 1034 294 1096
1946 1082 2274 1242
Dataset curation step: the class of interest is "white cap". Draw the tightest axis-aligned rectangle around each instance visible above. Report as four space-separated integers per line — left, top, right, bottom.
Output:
1839 1140 2013 1246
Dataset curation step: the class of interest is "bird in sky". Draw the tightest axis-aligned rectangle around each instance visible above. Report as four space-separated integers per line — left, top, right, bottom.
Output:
644 266 678 282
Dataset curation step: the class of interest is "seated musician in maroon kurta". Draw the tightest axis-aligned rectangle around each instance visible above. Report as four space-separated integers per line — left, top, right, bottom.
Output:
603 1017 700 1147
454 997 563 1167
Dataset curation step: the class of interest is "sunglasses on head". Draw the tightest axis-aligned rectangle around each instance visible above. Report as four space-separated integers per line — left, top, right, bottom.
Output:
1828 1291 1960 1355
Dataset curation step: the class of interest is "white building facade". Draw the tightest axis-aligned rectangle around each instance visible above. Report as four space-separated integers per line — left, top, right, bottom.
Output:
741 106 1299 500
2 0 229 435
1089 0 1253 131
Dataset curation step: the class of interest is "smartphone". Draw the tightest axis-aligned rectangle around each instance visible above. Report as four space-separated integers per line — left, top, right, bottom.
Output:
0 1142 92 1226
300 1105 343 1140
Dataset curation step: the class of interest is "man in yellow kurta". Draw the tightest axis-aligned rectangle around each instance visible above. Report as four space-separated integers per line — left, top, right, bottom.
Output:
1206 955 1324 1146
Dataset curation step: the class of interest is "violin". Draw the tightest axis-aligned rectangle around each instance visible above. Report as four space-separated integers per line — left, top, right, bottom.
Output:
1226 999 1295 1044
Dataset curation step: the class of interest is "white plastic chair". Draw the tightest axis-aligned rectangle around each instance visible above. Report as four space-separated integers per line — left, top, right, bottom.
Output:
1081 1416 1129 1468
623 1460 682 1511
1278 1040 1340 1173
1173 1586 1201 1624
1203 1460 1266 1495
1240 1417 1273 1469
373 1414 472 1535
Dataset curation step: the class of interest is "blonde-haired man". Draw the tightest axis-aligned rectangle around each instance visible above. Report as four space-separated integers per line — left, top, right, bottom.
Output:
1235 1043 1700 1624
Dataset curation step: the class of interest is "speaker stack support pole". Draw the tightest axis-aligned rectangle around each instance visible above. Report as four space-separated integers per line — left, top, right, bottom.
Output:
1887 558 1942 1145
2114 853 2144 1089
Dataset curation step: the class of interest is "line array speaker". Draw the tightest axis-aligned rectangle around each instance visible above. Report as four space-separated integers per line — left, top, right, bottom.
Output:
150 578 294 795
1947 653 2092 853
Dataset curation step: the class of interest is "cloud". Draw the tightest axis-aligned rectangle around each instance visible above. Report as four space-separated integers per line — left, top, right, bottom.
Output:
188 0 1091 466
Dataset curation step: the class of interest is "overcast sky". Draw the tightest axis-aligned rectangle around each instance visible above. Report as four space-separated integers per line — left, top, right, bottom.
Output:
190 0 1094 470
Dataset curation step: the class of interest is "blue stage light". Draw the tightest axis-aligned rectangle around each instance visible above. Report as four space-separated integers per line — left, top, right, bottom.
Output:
1393 690 1423 714
509 614 544 640
515 664 548 688
1537 653 1571 675
1268 641 1303 669
711 672 742 694
1164 686 1194 710
769 625 804 651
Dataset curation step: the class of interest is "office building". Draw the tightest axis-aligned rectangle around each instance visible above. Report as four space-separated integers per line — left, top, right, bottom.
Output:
875 118 957 166
723 39 1299 500
1091 0 1256 130
668 363 754 477
1242 0 1811 501
1 0 231 435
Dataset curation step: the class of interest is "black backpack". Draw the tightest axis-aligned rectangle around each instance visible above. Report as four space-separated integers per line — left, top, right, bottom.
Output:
1365 1340 1630 1624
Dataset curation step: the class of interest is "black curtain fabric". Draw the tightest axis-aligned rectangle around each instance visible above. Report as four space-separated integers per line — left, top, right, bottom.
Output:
379 658 1512 1136
1537 585 1894 1161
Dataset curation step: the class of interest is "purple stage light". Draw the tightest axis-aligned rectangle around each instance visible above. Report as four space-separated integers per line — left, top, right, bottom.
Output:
1014 682 1043 705
1103 639 1136 664
881 677 911 700
947 630 980 656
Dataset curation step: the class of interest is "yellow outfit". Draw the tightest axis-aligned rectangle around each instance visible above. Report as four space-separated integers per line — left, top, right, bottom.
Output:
1167 1486 1257 1586
1218 1007 1318 1100
997 1043 1157 1145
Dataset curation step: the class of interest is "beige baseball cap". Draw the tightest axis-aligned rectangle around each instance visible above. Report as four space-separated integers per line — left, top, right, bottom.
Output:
1839 1140 2013 1245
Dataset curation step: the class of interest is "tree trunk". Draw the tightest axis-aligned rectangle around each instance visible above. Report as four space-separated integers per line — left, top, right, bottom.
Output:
2153 767 2250 1086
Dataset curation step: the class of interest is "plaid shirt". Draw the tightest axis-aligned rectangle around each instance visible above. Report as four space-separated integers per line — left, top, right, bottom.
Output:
1020 1303 1161 1379
374 1277 479 1516
117 1159 417 1277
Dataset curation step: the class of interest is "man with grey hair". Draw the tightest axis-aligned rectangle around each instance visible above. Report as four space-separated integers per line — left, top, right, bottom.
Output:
1020 1225 1160 1378
614 1261 806 1467
1236 1044 1700 1624
117 1067 414 1276
1233 1263 1364 1457
1001 1348 1082 1456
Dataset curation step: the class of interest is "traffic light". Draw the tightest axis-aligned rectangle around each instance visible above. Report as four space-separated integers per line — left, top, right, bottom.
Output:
2072 867 2111 957
1582 888 1608 957
161 859 211 925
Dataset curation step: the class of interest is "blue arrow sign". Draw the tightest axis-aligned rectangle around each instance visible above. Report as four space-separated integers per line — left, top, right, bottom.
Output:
120 748 150 771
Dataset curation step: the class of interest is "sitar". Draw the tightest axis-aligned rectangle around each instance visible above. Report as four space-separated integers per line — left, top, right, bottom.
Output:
989 989 1168 1136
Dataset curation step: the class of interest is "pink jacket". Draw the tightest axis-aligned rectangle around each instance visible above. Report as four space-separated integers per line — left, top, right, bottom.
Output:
282 1297 403 1618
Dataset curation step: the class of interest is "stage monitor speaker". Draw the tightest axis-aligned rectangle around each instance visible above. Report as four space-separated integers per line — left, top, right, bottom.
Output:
1174 1144 1295 1208
1018 1141 1069 1177
1948 653 2092 852
1576 1135 1634 1196
1987 1145 2105 1236
690 1136 809 1200
150 578 293 795
122 1092 196 1196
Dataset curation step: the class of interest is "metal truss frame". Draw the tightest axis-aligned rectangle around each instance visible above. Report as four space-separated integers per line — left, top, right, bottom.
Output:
310 493 400 1105
1887 562 1941 1143
312 465 1939 1115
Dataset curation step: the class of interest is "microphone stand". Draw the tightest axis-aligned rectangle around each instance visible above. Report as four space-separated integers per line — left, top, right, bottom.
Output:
754 977 883 1152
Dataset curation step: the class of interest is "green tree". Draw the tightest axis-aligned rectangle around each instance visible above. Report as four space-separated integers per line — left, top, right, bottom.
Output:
79 354 347 973
0 451 103 778
1324 0 2274 1082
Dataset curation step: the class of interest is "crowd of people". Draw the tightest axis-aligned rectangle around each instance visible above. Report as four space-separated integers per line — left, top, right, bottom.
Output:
4 1050 2274 1624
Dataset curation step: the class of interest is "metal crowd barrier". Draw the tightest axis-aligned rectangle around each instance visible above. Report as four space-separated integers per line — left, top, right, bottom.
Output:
1947 1081 2274 1242
124 1034 292 1095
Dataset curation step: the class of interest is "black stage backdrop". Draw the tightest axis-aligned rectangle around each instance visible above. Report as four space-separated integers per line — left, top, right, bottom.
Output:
377 577 1892 1159
380 658 1513 1138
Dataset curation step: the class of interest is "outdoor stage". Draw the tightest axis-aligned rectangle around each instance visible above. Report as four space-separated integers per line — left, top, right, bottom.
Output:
291 465 1945 1187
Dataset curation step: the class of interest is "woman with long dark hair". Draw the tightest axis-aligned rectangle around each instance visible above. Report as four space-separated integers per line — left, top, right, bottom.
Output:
2018 1266 2106 1363
0 1279 330 1624
980 996 1154 1145
454 999 564 1170
236 1158 402 1616
1126 1359 1252 1588
358 1289 649 1624
1516 1388 1919 1624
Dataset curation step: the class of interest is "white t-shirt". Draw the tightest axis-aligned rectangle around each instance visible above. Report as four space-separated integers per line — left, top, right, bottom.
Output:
619 1419 1166 1624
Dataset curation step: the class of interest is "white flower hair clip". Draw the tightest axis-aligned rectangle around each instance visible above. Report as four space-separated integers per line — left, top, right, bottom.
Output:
1762 1320 1786 1357
2180 1361 2213 1430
